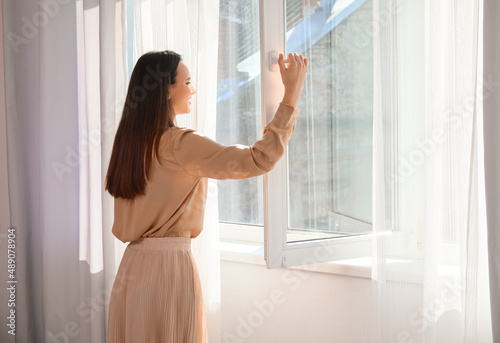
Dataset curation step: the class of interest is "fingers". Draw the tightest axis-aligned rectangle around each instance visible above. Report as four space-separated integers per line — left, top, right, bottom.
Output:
286 52 307 68
278 53 286 74
287 52 296 67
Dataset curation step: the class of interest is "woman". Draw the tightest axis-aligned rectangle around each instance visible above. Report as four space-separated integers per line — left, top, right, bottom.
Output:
106 50 308 342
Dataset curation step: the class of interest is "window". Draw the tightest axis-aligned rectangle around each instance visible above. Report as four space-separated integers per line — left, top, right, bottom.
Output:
285 0 373 241
216 0 263 227
218 0 378 268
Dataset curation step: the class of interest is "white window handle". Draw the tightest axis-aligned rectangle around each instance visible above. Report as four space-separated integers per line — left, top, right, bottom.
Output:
268 51 289 72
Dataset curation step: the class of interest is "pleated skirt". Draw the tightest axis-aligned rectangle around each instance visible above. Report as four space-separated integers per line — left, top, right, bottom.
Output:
107 236 208 343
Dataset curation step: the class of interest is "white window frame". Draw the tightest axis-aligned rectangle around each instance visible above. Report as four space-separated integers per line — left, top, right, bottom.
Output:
220 222 264 244
217 0 380 268
122 0 409 271
122 0 423 272
259 0 401 269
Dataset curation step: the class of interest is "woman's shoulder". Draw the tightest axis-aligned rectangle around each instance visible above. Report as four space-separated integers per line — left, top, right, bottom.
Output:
159 126 199 153
161 126 196 140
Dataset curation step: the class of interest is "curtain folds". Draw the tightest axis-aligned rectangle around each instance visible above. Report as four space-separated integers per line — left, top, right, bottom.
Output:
372 0 493 342
2 0 221 341
75 0 128 341
1 0 221 341
483 1 500 341
2 0 128 342
3 1 82 341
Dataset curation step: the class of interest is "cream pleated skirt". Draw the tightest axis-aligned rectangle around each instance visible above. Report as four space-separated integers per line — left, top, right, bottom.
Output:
107 236 208 343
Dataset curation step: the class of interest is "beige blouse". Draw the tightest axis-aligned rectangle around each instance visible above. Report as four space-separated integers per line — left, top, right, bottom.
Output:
112 102 299 242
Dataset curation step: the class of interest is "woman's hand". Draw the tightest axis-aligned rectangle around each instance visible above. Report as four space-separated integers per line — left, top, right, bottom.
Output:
279 52 308 107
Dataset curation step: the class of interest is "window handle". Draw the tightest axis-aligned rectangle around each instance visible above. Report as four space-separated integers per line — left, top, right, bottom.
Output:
269 51 289 72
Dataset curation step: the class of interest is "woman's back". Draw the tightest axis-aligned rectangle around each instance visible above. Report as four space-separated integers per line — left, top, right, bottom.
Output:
112 102 299 242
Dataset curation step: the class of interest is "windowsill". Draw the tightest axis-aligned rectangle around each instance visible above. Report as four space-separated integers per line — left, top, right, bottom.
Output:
219 240 440 283
220 240 372 279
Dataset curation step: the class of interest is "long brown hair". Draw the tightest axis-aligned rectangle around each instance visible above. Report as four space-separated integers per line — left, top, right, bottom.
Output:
106 50 181 199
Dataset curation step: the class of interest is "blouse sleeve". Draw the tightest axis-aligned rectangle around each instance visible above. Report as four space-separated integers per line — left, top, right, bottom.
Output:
171 102 299 180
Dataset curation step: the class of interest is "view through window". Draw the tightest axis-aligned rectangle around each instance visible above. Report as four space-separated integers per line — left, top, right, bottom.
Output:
216 0 263 226
216 0 373 240
286 0 373 242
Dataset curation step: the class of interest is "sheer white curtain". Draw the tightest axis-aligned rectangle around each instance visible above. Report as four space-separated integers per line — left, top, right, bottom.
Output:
75 0 128 340
1 0 220 341
132 1 221 342
1 0 126 342
372 0 493 342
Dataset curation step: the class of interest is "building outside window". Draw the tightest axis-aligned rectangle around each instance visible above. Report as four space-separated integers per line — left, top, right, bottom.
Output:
217 0 373 248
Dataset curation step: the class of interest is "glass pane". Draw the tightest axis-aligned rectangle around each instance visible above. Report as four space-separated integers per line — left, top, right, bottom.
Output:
216 0 263 226
285 0 373 242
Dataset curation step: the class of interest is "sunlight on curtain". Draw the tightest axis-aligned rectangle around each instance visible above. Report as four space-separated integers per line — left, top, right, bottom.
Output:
132 1 221 341
1 0 128 341
372 0 493 342
1 0 219 341
76 1 128 341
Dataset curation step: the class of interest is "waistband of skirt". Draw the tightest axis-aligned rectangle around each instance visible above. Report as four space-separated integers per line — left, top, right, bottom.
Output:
127 236 192 251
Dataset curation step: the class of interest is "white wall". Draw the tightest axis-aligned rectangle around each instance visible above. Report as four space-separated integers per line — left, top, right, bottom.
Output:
221 261 375 343
221 260 478 343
